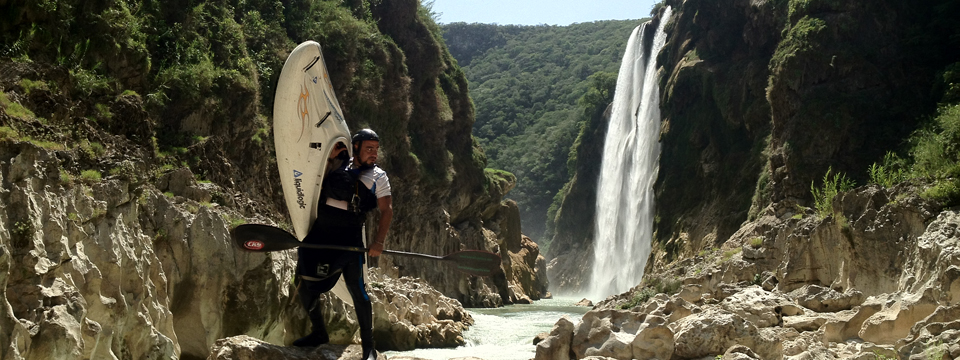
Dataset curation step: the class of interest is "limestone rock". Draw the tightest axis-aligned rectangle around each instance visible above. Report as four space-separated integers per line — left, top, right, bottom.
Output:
0 142 488 360
635 293 699 323
575 298 594 307
722 345 760 360
534 316 575 360
720 286 793 328
790 284 865 313
206 335 375 360
672 308 778 359
630 315 674 360
572 309 647 359
897 304 960 359
859 293 939 345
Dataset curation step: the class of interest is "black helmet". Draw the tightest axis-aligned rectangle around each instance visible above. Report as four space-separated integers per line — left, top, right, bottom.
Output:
352 129 380 145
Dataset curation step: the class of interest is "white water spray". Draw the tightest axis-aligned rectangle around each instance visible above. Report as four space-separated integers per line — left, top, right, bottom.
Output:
589 7 672 300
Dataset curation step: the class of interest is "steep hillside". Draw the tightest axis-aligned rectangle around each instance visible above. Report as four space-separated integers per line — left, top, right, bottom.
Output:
0 0 548 358
442 20 644 241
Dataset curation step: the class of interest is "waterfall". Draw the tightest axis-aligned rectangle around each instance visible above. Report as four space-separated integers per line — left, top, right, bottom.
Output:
588 7 672 300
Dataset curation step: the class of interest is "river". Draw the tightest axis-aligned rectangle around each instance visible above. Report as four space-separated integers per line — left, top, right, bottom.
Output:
384 298 592 360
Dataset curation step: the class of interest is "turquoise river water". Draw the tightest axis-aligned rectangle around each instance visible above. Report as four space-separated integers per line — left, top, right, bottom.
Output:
384 298 591 360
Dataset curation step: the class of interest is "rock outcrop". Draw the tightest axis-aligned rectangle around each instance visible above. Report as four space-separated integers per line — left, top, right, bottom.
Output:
0 142 474 359
536 185 960 359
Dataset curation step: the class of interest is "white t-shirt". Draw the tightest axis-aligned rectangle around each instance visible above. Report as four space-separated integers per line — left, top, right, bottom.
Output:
352 163 391 199
324 160 391 211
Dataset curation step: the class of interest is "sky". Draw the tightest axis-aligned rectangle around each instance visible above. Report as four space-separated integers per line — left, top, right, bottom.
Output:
430 0 661 26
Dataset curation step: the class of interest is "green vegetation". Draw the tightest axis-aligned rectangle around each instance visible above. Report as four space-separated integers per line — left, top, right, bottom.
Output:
94 103 113 121
748 237 764 248
0 126 18 140
721 248 742 262
224 214 246 228
620 277 681 309
924 339 945 360
19 79 50 94
12 220 33 242
79 140 106 158
444 20 645 240
60 170 73 185
868 152 908 188
0 91 36 120
80 170 102 183
26 137 65 151
811 167 854 218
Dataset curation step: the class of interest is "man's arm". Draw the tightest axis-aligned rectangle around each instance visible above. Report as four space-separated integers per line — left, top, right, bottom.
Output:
368 195 393 257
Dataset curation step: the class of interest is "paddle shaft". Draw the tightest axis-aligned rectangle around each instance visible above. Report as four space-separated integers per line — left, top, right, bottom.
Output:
232 223 500 276
298 243 445 261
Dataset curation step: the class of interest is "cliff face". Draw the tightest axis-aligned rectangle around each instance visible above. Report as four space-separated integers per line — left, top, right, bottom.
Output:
548 0 959 293
650 0 958 266
0 0 545 358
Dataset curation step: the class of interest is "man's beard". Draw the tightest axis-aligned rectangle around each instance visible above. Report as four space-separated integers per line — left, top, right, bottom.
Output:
358 157 376 169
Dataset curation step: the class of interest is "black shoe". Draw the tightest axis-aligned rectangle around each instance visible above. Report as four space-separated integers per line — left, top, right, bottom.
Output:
361 347 377 360
292 331 329 347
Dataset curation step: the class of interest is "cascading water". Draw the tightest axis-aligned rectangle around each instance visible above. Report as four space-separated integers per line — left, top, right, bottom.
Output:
589 7 672 300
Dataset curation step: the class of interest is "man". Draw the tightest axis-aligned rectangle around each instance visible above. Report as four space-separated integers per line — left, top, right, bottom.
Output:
293 129 392 360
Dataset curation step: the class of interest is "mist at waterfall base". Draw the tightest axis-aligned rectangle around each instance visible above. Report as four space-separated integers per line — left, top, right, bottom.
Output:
383 298 590 359
588 7 672 301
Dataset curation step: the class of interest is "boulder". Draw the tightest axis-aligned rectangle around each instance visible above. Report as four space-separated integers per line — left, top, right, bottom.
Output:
571 309 647 359
721 345 760 360
630 315 674 360
790 284 866 313
635 293 699 323
534 316 575 360
672 309 767 359
859 293 939 345
720 286 793 327
822 303 882 343
367 269 473 350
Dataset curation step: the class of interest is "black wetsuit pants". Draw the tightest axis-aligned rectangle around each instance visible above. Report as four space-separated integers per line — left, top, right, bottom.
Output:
296 205 374 351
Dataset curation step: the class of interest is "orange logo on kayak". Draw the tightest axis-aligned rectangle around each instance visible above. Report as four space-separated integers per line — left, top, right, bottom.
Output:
297 84 310 142
244 240 264 250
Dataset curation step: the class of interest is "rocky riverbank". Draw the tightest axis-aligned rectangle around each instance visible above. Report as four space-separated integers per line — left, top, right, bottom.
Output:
536 184 960 359
0 139 535 359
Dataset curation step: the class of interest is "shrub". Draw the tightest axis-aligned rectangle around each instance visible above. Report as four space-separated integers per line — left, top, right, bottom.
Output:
748 237 764 248
80 170 102 182
922 178 960 204
812 167 854 218
60 170 73 184
868 152 908 188
911 104 960 179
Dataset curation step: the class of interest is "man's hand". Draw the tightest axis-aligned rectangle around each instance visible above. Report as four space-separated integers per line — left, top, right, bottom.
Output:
369 241 384 257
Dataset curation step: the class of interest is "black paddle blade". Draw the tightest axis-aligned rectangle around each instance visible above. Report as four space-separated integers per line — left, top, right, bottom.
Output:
231 224 302 252
445 250 502 277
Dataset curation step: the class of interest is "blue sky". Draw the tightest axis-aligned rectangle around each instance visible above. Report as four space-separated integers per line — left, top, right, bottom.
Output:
430 0 660 26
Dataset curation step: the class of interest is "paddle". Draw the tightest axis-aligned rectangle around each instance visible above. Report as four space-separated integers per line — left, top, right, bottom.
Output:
231 224 502 277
